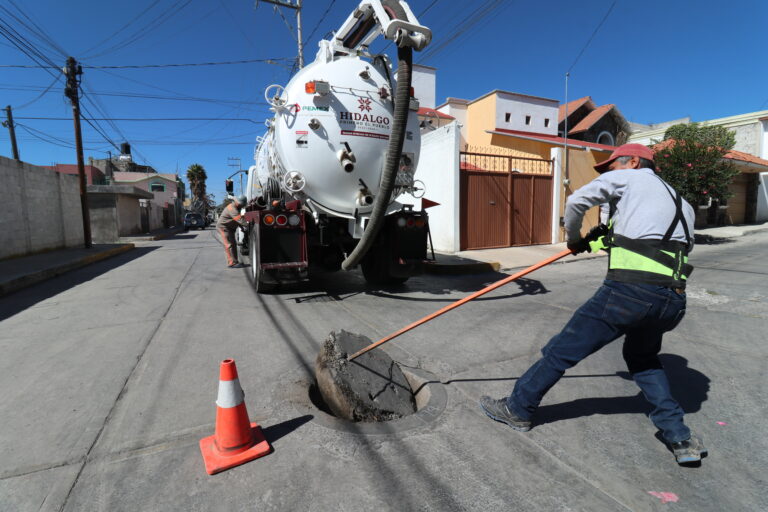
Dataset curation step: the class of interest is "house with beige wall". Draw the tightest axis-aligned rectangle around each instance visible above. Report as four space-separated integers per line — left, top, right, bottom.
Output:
630 109 768 224
112 172 184 229
431 89 615 250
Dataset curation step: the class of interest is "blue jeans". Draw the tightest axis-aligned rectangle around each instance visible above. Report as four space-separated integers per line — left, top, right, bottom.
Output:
508 279 690 443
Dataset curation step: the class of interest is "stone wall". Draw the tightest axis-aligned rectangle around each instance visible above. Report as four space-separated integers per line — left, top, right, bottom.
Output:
0 155 84 260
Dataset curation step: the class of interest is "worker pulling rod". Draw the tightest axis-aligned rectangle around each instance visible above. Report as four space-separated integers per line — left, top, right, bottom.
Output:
347 248 574 361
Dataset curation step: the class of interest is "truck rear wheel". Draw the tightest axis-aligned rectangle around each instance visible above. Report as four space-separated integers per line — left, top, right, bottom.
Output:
247 224 277 293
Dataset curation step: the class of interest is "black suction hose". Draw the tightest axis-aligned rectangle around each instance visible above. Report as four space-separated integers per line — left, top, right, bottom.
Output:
341 44 412 271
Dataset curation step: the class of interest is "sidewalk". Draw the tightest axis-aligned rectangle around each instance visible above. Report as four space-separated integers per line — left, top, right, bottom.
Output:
0 244 135 297
118 226 185 242
428 221 768 273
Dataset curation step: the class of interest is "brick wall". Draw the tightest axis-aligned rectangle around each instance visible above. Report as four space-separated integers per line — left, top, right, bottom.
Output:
0 156 84 259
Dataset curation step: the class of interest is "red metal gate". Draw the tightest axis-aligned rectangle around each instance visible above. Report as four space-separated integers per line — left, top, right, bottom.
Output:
460 152 553 250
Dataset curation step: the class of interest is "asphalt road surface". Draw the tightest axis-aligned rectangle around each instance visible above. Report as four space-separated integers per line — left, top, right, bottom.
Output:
1 228 766 511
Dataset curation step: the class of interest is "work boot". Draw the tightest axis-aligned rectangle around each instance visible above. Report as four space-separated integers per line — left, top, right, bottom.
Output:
479 396 531 432
670 434 708 464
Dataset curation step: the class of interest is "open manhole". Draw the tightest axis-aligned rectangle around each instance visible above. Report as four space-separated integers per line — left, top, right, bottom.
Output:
289 331 446 434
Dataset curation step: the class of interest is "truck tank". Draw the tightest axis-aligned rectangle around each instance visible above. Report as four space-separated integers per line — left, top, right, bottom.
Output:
252 41 422 221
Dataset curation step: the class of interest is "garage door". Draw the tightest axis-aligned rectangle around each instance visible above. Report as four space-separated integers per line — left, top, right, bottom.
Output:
459 153 553 250
726 174 748 224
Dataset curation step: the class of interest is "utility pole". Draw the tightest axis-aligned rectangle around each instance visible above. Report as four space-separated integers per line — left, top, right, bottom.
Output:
64 56 92 248
3 105 19 160
256 0 304 68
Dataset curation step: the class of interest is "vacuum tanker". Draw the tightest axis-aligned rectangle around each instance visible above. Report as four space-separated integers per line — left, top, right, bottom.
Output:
227 0 432 291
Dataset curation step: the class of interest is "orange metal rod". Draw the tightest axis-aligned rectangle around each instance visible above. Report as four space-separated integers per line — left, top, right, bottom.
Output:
347 248 573 361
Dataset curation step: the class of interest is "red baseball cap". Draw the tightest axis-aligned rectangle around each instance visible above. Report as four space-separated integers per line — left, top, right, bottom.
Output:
594 143 655 173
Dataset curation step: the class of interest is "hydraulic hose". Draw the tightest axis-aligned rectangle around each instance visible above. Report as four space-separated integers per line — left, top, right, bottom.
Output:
341 44 412 270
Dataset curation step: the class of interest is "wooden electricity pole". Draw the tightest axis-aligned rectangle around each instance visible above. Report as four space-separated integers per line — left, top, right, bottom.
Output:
64 56 92 248
3 105 19 160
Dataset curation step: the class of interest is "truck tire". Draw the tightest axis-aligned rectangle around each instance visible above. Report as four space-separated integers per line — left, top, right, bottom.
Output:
246 223 277 293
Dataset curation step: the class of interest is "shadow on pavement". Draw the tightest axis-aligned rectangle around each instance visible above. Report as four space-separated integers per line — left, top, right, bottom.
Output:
286 274 549 304
694 234 734 245
535 354 710 425
262 415 314 445
0 246 157 322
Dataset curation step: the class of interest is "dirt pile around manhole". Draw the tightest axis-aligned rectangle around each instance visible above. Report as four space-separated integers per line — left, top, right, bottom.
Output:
315 330 416 422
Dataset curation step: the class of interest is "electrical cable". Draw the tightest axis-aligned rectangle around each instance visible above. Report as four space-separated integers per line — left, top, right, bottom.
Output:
14 122 104 151
0 23 62 82
273 5 297 43
13 75 62 110
85 0 194 59
16 116 263 122
0 2 67 58
566 1 616 74
303 0 337 45
0 84 266 106
0 58 292 69
80 0 163 58
417 0 508 64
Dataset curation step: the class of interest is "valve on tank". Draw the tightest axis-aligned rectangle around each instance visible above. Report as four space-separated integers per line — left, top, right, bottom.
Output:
356 179 373 207
337 142 356 173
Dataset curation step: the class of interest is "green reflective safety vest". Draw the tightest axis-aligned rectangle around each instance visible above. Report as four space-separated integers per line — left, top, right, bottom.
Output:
590 176 693 288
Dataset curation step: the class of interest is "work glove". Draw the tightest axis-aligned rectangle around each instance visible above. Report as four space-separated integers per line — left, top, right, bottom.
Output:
569 224 610 255
567 238 589 255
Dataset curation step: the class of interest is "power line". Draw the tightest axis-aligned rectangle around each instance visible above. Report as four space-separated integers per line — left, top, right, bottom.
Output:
1 57 292 69
303 0 337 45
566 1 617 74
84 0 194 59
80 0 164 58
0 84 266 106
0 2 68 58
417 0 508 64
0 19 62 82
16 117 263 122
13 75 62 110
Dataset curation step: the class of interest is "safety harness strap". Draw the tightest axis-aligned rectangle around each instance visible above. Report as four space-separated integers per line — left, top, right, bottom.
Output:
606 174 694 287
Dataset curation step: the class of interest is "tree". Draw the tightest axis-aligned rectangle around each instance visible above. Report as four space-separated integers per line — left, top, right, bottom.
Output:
653 123 739 207
186 163 209 213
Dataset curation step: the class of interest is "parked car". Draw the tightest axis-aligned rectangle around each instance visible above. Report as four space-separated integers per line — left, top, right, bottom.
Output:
184 212 205 230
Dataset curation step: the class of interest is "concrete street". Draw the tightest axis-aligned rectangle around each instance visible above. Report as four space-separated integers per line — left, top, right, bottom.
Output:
1 229 766 511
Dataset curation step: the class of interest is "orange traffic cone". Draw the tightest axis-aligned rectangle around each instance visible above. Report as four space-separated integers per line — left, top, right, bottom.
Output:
199 359 271 475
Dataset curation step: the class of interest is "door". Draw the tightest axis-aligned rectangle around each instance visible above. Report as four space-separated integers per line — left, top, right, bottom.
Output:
460 171 510 249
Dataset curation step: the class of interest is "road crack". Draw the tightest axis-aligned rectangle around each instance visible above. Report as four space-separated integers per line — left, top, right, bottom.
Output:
57 249 202 512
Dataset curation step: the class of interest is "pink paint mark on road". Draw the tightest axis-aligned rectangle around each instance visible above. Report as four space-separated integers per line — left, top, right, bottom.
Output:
648 491 679 504
717 421 728 426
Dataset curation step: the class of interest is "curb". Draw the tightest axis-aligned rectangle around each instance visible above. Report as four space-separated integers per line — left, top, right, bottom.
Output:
0 244 135 297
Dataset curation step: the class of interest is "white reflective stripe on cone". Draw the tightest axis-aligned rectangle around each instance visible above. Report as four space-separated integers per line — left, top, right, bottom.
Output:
216 378 245 408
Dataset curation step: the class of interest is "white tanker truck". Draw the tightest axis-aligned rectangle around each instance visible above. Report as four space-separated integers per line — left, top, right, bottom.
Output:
227 0 433 292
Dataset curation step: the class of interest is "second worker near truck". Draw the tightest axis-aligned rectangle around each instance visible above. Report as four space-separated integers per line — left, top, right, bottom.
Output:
480 143 708 465
217 195 247 268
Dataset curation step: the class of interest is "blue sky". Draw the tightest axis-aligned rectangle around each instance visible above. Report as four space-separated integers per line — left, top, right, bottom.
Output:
1 0 766 202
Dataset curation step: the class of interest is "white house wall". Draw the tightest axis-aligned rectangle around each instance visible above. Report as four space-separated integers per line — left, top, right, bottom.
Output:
495 94 559 135
411 65 436 109
438 103 467 147
414 122 460 253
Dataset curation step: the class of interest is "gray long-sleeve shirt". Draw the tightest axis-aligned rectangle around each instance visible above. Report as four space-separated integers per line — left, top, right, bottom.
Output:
564 168 695 248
